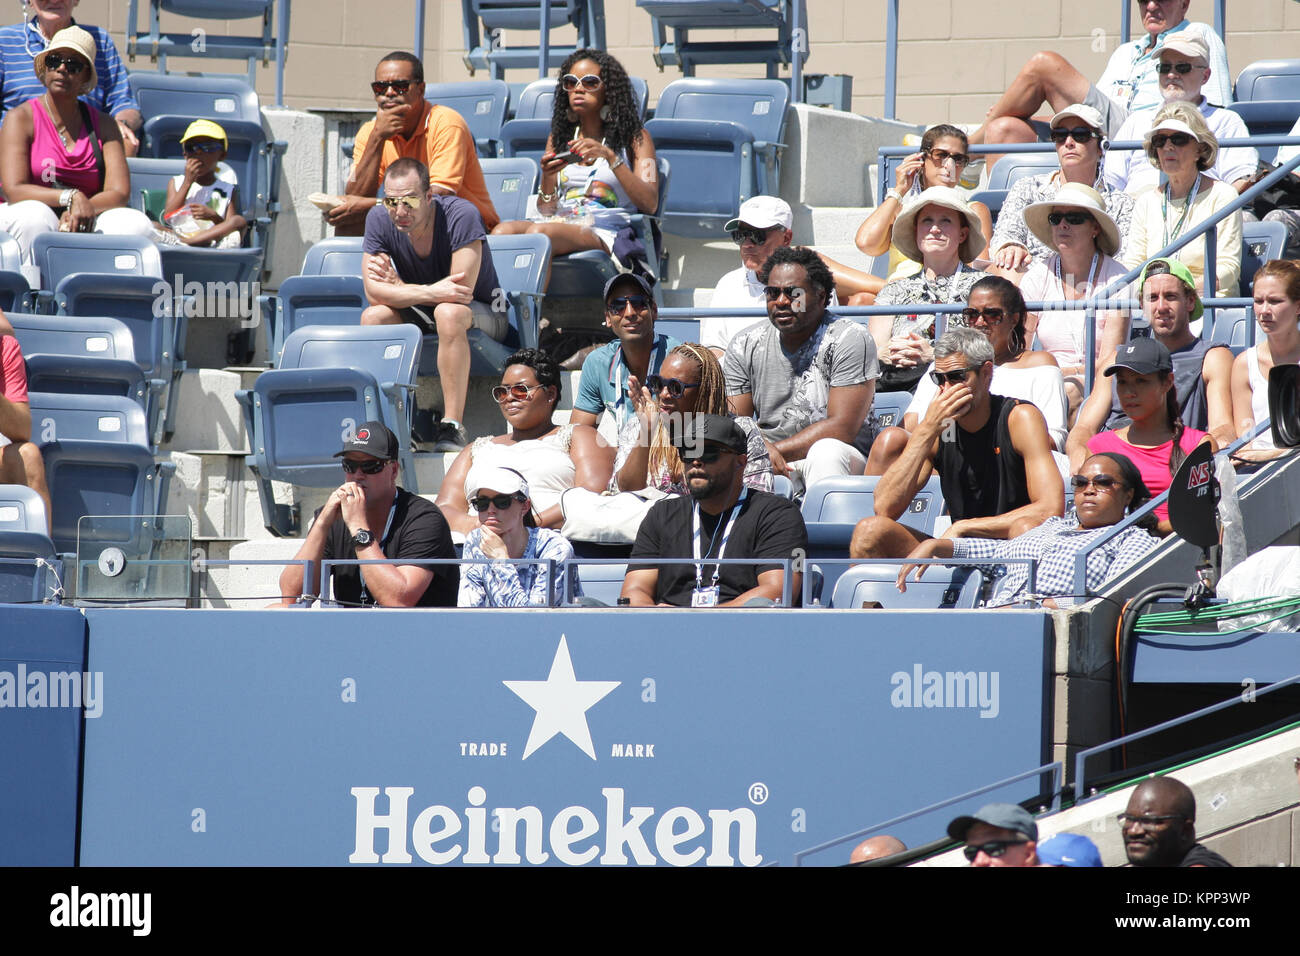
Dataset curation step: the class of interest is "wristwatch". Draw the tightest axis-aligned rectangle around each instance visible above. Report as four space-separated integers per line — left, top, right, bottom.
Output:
351 528 374 549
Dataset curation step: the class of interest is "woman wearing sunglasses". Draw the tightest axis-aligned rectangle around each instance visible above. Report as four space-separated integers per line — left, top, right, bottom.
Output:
1121 102 1242 296
0 25 152 266
612 343 772 495
1019 182 1131 417
1230 260 1300 461
492 49 656 265
435 348 614 536
457 464 579 607
989 104 1133 277
897 452 1158 608
855 123 992 286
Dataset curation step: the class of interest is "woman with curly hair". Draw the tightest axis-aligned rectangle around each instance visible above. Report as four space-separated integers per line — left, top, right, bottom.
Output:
492 49 657 260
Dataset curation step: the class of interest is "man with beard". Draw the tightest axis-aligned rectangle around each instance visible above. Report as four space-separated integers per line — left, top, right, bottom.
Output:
1120 776 1231 867
620 414 807 607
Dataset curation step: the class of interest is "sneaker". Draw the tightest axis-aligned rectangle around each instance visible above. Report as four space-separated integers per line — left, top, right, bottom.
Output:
432 421 468 453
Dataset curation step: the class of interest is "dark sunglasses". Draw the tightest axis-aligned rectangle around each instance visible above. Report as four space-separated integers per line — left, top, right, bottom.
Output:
492 382 546 403
606 294 651 314
1070 474 1125 491
1048 211 1092 226
45 54 87 74
929 365 981 387
680 444 733 464
183 142 224 154
963 840 1027 862
645 375 700 398
1151 132 1193 149
763 285 805 301
562 73 603 91
959 307 1008 325
471 493 526 512
1049 126 1096 145
371 79 412 95
926 147 970 168
341 458 388 475
1156 61 1196 75
731 226 774 246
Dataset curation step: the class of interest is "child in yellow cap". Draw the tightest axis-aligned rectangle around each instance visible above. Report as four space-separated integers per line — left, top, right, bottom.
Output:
160 119 246 248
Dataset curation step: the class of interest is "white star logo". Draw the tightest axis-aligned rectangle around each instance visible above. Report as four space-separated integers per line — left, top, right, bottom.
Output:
504 635 620 760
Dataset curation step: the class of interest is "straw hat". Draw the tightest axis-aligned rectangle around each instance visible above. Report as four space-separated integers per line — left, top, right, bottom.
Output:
1023 182 1122 257
33 26 98 97
892 186 985 264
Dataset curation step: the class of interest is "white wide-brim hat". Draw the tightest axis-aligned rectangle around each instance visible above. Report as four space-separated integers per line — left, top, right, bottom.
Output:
892 185 985 264
1023 182 1122 257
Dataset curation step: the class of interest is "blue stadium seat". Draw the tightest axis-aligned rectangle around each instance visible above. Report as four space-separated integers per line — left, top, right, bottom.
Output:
479 157 539 223
871 390 911 431
1234 58 1300 102
511 75 649 121
125 156 187 219
1227 100 1300 164
237 325 423 536
1205 220 1288 344
126 1 289 95
126 72 262 125
0 531 61 605
425 80 511 157
969 187 1007 220
636 0 807 79
496 118 553 167
29 233 162 296
802 475 943 533
653 316 701 343
266 274 369 364
0 228 26 309
986 152 1060 192
462 0 606 80
771 474 793 499
829 563 983 609
0 485 50 534
27 394 151 447
566 561 625 606
301 237 365 277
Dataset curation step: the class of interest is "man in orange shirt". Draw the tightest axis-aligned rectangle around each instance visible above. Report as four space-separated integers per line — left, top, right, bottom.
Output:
327 52 499 237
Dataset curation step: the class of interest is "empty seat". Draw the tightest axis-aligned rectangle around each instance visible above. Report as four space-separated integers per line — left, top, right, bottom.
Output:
479 157 539 223
425 80 511 157
30 233 162 295
1235 59 1300 102
27 393 151 447
636 0 807 78
802 475 944 533
0 485 50 534
301 237 365 277
566 561 625 606
0 531 61 605
830 563 982 609
266 274 369 363
0 228 27 310
1206 220 1289 344
986 152 1061 192
125 157 188 219
653 316 701 343
1227 100 1300 164
127 71 262 125
462 0 606 79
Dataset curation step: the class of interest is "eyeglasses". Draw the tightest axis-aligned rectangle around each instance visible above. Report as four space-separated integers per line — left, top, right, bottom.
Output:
929 366 981 386
561 73 603 91
341 458 389 475
1151 132 1194 149
731 226 775 246
763 285 806 301
380 195 422 210
492 382 546 403
371 79 412 95
1070 474 1125 491
962 840 1027 862
959 307 1008 325
183 142 224 154
471 493 526 512
1048 211 1092 226
1157 62 1197 75
45 54 87 74
926 147 970 168
680 444 733 464
1116 812 1185 830
1049 126 1096 145
606 295 651 315
645 375 700 398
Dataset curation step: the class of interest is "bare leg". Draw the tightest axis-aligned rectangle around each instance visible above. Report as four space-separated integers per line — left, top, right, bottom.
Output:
520 221 605 256
969 51 1093 144
433 303 473 424
818 252 884 303
864 425 909 477
491 219 533 236
360 304 402 325
1 441 51 533
850 515 928 559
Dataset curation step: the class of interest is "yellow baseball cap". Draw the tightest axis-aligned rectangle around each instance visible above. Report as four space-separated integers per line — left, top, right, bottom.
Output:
180 119 228 149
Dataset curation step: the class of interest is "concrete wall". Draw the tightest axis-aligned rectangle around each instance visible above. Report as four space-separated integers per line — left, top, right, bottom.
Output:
77 2 1300 123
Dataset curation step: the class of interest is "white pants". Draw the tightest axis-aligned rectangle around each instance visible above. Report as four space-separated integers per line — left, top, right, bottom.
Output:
786 438 867 496
0 200 155 276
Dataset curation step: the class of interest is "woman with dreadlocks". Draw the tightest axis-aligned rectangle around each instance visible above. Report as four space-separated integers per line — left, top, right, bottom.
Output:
492 49 657 261
612 343 772 495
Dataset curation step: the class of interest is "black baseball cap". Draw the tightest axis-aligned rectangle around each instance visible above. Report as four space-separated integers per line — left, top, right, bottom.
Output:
1104 337 1173 377
603 272 655 301
673 414 748 456
334 421 399 460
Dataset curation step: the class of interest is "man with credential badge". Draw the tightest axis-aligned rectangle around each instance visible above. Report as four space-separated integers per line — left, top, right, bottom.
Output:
621 414 807 607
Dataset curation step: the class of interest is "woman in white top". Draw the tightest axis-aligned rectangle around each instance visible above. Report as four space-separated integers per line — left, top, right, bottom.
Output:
491 49 656 261
1020 181 1131 417
1121 102 1242 296
1231 259 1300 458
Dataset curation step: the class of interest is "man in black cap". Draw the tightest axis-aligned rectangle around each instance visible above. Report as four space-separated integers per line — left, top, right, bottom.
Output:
1121 776 1231 867
277 420 458 607
621 414 807 607
947 802 1040 867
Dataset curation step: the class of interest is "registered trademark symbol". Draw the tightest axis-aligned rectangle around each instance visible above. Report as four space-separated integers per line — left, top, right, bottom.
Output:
748 782 769 805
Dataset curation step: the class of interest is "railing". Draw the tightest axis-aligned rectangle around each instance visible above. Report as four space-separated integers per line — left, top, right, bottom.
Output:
797 556 1038 608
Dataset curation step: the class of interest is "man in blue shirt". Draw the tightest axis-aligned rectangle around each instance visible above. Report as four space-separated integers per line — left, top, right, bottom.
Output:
0 1 141 154
570 273 679 436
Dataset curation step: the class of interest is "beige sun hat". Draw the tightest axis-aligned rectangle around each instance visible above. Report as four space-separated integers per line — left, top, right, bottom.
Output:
1023 182 1122 257
34 26 98 97
892 185 985 264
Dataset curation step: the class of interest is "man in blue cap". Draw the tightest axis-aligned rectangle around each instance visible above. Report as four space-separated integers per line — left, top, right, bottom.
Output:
948 802 1039 867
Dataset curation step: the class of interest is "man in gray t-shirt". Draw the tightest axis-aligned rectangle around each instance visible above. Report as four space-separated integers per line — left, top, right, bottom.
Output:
723 246 879 493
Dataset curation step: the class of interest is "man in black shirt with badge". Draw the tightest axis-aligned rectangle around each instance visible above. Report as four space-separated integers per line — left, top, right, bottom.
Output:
1121 776 1231 867
622 414 807 607
277 421 458 607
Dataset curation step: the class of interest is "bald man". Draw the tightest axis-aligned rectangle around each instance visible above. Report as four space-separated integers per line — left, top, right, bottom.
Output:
848 835 907 865
1120 777 1231 867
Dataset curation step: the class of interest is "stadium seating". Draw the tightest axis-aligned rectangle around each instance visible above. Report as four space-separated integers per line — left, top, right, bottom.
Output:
266 275 369 364
125 157 188 221
301 237 365 277
0 486 49 535
426 80 512 157
29 233 162 297
972 152 1062 217
1234 58 1300 103
126 72 263 125
0 228 27 310
510 75 650 122
871 390 911 431
565 561 625 606
637 0 807 79
653 316 702 343
1205 220 1289 345
461 0 606 79
829 563 983 609
237 324 423 536
0 531 60 605
27 394 151 447
479 157 540 223
1228 100 1300 165
802 474 943 532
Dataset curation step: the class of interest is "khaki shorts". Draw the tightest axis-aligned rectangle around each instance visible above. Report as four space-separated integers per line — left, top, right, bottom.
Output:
400 299 508 341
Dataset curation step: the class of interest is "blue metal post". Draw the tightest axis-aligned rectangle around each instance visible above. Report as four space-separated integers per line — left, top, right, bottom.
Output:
414 0 425 63
790 0 803 105
1214 0 1225 40
274 0 291 107
539 0 550 78
1120 1 1130 45
884 0 898 120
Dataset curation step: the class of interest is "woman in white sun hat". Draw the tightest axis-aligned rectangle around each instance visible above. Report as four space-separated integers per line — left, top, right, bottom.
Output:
1021 181 1132 416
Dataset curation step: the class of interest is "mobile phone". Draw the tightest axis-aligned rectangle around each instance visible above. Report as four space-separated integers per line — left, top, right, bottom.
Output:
549 150 580 164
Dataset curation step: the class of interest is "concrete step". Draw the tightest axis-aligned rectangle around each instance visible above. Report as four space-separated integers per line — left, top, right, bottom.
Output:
166 367 248 455
168 450 265 542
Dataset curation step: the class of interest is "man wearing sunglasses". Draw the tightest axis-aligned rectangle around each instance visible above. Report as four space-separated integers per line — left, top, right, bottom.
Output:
946 803 1039 868
1104 32 1255 196
622 414 806 608
277 421 458 608
330 51 498 237
704 196 796 354
1121 777 1230 867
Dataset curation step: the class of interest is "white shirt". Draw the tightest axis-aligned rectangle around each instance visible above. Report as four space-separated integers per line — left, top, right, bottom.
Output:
1104 98 1257 195
1094 19 1231 117
1276 116 1300 170
703 265 839 351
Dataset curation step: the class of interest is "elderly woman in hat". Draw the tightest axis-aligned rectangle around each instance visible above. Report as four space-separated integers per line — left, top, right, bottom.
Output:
989 103 1133 277
457 463 579 607
1121 101 1242 296
1020 182 1132 416
870 186 987 392
0 25 152 266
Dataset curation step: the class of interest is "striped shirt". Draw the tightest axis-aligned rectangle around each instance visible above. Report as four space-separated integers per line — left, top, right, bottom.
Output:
0 18 137 115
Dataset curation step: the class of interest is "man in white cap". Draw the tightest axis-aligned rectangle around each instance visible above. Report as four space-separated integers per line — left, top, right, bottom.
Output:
1104 31 1256 196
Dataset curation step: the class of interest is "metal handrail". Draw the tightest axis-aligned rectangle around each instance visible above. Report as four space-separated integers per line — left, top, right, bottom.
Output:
320 556 557 606
566 555 797 608
799 556 1038 608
